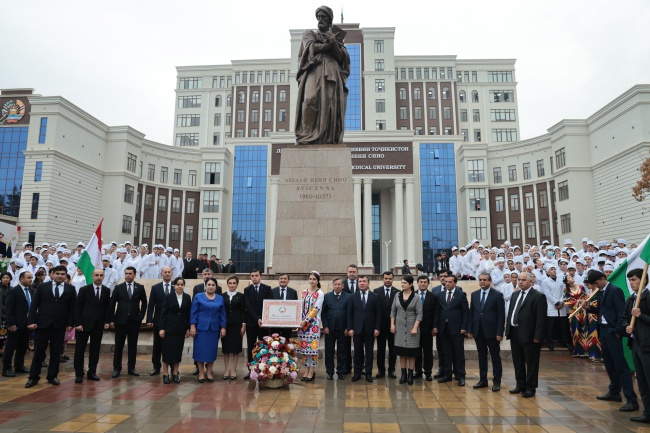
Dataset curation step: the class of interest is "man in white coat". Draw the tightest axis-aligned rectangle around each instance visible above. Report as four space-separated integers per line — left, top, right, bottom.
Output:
540 264 571 351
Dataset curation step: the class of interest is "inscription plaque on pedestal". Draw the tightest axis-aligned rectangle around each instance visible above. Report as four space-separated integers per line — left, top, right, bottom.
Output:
272 145 358 273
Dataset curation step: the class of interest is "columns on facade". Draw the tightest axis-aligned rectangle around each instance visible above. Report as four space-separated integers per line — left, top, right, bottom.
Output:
405 178 416 265
363 178 373 268
394 178 404 268
353 178 362 266
267 178 279 271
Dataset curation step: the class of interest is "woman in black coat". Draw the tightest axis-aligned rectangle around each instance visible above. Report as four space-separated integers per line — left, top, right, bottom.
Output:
159 277 192 384
221 275 246 380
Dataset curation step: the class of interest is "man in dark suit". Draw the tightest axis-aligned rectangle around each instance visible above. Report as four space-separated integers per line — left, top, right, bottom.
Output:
73 269 111 383
374 271 399 378
223 259 237 274
110 266 148 378
506 272 547 398
243 269 273 379
343 264 359 374
181 252 199 279
25 265 76 387
432 270 450 379
271 273 298 340
415 275 437 381
146 266 173 376
2 270 33 377
625 268 650 423
579 270 639 411
433 275 469 386
347 275 381 383
467 272 505 392
193 268 222 298
322 277 351 380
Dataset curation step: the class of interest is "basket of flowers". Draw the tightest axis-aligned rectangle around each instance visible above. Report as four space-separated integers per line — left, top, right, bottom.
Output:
248 334 299 388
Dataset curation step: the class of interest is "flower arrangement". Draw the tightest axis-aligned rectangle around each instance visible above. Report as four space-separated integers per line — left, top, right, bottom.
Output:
248 334 299 386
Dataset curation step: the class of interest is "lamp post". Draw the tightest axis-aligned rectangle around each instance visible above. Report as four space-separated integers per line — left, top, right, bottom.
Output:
383 240 391 273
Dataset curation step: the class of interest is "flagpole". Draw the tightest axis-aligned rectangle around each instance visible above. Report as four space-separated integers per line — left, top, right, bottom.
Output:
630 262 649 328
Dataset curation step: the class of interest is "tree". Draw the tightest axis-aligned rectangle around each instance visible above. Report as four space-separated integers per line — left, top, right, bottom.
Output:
632 154 650 202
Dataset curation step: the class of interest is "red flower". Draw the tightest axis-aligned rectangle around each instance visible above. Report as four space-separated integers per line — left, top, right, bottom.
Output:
311 325 319 333
301 340 308 349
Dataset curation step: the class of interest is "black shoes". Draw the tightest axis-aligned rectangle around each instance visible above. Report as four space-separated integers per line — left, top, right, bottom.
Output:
388 370 397 379
399 369 407 384
193 367 199 375
75 376 83 383
47 377 60 386
111 371 120 378
509 387 523 394
473 380 488 389
15 367 30 374
173 375 180 384
2 370 16 377
522 390 536 398
631 414 650 423
375 371 385 379
150 368 160 376
366 374 373 383
407 369 414 385
596 393 623 402
457 378 465 387
338 374 346 380
351 375 361 382
433 370 445 379
25 379 38 388
327 373 334 380
425 374 433 382
620 401 640 412
437 376 452 383
244 373 251 380
412 371 423 379
127 370 140 377
87 373 100 381
492 383 501 392
163 375 170 384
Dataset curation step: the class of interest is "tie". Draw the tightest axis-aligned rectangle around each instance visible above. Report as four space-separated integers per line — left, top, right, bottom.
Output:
281 288 285 300
420 292 425 303
24 287 30 310
128 283 133 299
513 291 526 326
446 290 452 304
335 294 340 301
350 281 355 293
55 284 60 300
480 291 487 310
385 288 390 299
362 292 366 308
255 285 259 294
165 283 170 295
96 287 100 302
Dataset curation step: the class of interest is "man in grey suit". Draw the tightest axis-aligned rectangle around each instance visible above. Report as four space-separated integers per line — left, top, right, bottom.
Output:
271 273 298 340
347 276 382 383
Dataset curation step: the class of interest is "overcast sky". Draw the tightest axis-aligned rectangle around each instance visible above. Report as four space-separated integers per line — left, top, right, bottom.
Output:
2 0 649 144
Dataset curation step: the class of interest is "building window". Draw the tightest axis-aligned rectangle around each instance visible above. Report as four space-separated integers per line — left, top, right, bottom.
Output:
263 129 270 137
144 192 153 210
176 133 199 146
176 114 200 127
428 87 436 100
374 40 384 52
490 109 516 121
493 167 502 183
160 167 168 183
179 77 202 89
538 189 548 207
560 214 571 234
467 160 485 182
38 118 48 143
555 148 566 169
142 222 151 239
414 107 422 120
203 191 220 212
537 159 545 177
156 223 165 240
440 68 445 79
472 109 480 122
226 94 232 106
279 109 287 122
442 87 450 99
460 109 467 122
523 162 531 180
186 197 195 214
202 218 218 240
172 196 180 213
236 110 245 123
550 157 554 175
375 79 385 92
237 91 245 104
415 127 423 135
375 59 384 71
214 113 221 126
399 88 407 100
431 67 437 79
225 113 232 126
524 192 534 209
177 95 201 108
170 224 180 241
122 215 132 234
508 165 517 181
279 90 286 102
188 170 197 186
204 162 221 185
147 164 155 181
158 195 167 211
251 91 259 103
429 107 437 120
487 71 513 82
264 109 272 122
265 90 272 102
512 222 521 239
494 195 504 212
496 224 506 240
444 126 452 135
510 194 519 211
470 217 488 240
215 96 221 107
441 107 450 120
250 129 258 137
124 185 134 203
30 193 40 219
558 180 569 201
474 129 482 142
461 129 468 142
185 225 194 242
250 110 258 123
489 90 515 102
472 71 478 82
472 90 479 102
127 153 137 172
459 90 466 102
136 192 141 214
541 219 550 237
375 99 385 112
139 161 143 178
34 161 43 181
413 88 421 100
526 221 536 239
429 126 437 135
376 120 386 130
469 188 486 211
400 107 408 120
408 68 414 79
492 129 518 142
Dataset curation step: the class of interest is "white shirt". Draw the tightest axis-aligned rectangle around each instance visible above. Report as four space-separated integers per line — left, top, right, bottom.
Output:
510 289 530 326
227 290 237 301
176 293 183 308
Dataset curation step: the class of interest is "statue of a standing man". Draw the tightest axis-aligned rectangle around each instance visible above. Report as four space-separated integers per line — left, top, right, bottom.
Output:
295 6 350 145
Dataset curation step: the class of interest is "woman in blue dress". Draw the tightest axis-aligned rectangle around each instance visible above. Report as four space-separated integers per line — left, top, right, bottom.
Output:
190 277 226 383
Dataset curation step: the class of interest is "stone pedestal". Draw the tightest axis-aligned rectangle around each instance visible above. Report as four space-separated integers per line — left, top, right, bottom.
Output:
272 145 358 273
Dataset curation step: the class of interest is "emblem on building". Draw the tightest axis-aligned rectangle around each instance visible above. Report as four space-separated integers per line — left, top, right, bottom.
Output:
0 99 26 125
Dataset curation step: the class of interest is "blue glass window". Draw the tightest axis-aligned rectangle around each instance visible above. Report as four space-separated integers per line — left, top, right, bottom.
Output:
419 143 459 272
0 126 28 217
345 43 361 131
34 161 43 182
231 145 267 273
38 118 48 144
372 194 380 273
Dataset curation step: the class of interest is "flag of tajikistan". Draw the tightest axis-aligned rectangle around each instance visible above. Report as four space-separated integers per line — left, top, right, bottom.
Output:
76 219 104 284
607 234 650 297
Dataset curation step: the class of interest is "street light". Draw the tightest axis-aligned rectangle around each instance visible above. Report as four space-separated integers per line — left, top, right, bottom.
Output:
383 240 391 272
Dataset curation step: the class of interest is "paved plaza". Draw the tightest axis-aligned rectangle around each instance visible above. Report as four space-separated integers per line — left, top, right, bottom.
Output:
0 351 646 433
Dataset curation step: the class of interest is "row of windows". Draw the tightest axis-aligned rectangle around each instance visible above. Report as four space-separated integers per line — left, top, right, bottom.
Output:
183 70 290 91
135 219 216 241
177 96 201 108
494 220 550 242
493 190 549 212
236 90 287 104
398 87 450 100
235 108 287 123
399 106 451 120
493 160 545 184
397 67 455 81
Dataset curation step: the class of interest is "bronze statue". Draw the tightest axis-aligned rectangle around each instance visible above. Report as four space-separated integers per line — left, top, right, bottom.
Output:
295 6 350 145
